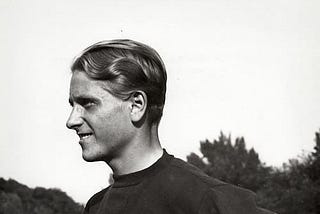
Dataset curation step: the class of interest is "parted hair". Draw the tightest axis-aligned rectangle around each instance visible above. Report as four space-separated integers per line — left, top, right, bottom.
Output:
71 39 167 125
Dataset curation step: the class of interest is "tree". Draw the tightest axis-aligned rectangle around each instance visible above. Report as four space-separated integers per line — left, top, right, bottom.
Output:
0 178 83 214
256 158 316 214
305 130 320 213
187 130 320 214
187 132 270 192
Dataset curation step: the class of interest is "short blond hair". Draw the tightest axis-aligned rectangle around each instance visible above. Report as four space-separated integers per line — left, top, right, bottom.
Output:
71 39 167 125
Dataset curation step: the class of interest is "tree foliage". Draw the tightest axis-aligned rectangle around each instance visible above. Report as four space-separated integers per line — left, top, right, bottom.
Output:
0 178 83 214
258 131 320 214
187 130 320 214
187 132 270 192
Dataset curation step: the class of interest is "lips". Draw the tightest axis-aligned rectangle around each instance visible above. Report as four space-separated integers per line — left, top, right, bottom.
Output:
78 133 93 140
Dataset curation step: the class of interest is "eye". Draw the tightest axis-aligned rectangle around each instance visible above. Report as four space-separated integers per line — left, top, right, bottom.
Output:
73 97 99 109
83 101 95 108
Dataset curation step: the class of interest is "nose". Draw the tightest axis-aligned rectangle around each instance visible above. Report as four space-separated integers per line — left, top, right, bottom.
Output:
66 106 83 130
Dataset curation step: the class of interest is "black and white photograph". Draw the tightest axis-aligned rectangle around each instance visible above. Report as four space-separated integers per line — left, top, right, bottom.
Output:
1 1 319 213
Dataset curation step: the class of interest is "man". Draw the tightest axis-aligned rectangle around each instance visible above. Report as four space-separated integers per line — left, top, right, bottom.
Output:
67 39 274 214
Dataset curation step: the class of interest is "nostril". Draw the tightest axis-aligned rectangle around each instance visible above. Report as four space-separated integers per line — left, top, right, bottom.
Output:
66 120 78 130
66 117 73 129
66 115 83 130
66 118 76 129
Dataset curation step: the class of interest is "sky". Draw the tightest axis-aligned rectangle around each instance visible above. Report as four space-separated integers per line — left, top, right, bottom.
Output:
1 0 319 204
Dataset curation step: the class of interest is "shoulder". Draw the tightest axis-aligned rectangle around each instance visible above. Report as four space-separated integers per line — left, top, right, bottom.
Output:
83 187 109 213
163 156 227 188
160 156 275 214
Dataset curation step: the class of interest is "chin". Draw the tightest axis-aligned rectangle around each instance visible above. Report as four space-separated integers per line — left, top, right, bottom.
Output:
82 153 100 162
82 157 96 162
81 146 114 163
82 151 111 162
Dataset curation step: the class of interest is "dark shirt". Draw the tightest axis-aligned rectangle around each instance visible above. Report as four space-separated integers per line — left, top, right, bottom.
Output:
83 150 274 214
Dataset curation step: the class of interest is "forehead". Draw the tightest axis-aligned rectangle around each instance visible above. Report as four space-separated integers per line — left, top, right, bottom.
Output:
69 71 106 99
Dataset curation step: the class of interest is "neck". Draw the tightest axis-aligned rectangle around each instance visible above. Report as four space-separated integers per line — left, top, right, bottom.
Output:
107 124 163 175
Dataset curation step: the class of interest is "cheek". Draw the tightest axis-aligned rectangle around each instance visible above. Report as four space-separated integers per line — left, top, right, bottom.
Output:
94 108 130 137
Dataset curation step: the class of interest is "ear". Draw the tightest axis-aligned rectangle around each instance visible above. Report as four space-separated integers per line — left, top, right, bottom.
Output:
129 91 147 123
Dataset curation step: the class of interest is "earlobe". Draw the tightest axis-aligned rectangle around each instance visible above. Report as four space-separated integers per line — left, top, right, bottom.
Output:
130 91 147 123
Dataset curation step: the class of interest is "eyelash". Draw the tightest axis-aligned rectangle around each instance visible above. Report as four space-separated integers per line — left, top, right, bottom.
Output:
69 99 96 109
83 101 95 108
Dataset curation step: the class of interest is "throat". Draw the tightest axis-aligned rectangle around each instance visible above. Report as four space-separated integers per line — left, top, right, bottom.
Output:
108 147 163 176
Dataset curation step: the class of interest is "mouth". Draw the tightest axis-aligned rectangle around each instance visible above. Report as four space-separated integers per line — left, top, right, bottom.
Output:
78 133 93 140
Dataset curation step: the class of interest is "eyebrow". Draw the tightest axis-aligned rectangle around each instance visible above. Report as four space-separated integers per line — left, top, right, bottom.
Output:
68 95 100 106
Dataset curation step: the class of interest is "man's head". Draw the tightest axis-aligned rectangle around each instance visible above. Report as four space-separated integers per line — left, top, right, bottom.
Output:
67 40 167 162
71 39 167 125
